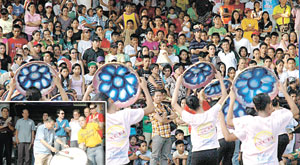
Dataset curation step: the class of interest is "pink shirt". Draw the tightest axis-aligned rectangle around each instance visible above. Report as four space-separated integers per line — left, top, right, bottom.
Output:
292 8 300 32
24 13 41 36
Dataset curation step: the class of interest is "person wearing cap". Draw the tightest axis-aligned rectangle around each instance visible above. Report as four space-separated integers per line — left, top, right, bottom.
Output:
273 0 291 33
105 43 125 63
22 44 33 62
43 2 57 23
241 8 258 42
82 37 104 67
208 15 227 38
24 2 41 40
78 28 92 56
84 61 97 87
0 8 13 37
234 28 251 55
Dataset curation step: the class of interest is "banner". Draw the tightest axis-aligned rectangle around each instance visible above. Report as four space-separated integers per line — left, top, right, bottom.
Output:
262 0 279 15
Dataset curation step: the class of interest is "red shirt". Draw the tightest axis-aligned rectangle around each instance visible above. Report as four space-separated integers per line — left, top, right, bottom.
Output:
101 38 110 55
8 37 28 60
86 112 104 138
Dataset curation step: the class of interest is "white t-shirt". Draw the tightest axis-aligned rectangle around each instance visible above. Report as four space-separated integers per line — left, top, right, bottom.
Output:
106 108 144 164
69 120 81 141
218 51 237 73
173 150 189 158
287 70 300 79
124 44 141 66
78 40 92 56
233 109 293 165
234 38 251 54
249 43 260 59
181 104 221 152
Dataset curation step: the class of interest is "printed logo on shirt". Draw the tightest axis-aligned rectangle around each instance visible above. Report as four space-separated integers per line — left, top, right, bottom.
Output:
107 125 127 147
253 131 275 151
196 122 215 139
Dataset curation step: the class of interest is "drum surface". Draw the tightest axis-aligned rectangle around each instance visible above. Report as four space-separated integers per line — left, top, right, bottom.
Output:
14 61 57 96
49 147 87 165
182 62 215 89
50 93 76 101
1 90 26 101
93 63 141 108
221 96 247 122
204 79 232 98
233 66 278 107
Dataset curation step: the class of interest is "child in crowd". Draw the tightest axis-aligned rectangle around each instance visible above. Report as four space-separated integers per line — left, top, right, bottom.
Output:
173 140 189 165
135 140 151 165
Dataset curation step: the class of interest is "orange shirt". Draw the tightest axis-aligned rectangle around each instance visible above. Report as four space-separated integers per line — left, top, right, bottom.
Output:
219 5 235 25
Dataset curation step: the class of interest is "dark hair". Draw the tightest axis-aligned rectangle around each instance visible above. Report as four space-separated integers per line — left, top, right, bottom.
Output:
239 46 248 57
287 58 296 63
173 63 183 72
216 62 226 76
60 66 70 87
175 129 184 136
175 140 184 146
260 42 268 48
138 140 147 147
57 109 64 115
27 2 35 11
227 67 236 77
1 107 9 112
253 93 271 111
163 64 172 73
287 43 296 49
12 24 22 31
126 19 134 25
186 95 200 110
249 60 257 65
78 5 86 15
26 87 42 101
263 56 272 62
71 63 82 75
231 10 241 24
260 11 270 25
13 18 23 25
14 54 23 62
289 89 297 96
149 63 159 73
271 31 279 37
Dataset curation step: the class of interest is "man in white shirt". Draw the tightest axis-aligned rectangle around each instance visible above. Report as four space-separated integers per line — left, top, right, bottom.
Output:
69 109 81 147
287 58 300 84
106 78 154 164
219 83 299 165
218 39 237 73
234 28 251 55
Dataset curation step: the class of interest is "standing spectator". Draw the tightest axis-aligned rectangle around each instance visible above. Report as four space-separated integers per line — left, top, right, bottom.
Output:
189 28 208 64
0 107 14 165
78 29 92 57
8 25 28 61
149 89 177 165
54 109 70 151
24 2 41 41
69 109 81 147
116 2 140 31
241 8 258 43
273 0 291 34
0 8 13 37
70 63 86 100
82 37 104 67
15 109 35 165
86 104 104 138
233 28 251 55
94 6 108 29
33 117 69 165
78 116 104 165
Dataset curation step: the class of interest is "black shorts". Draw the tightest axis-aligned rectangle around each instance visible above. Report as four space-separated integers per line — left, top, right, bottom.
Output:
191 148 218 165
278 134 289 161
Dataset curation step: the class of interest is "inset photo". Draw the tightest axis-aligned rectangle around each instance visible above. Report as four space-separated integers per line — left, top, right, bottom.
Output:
0 102 105 165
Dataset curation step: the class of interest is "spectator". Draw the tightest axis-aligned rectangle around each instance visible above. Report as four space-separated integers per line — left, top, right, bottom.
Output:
135 140 151 165
69 109 81 147
15 109 35 165
54 109 70 151
241 8 258 43
0 107 14 165
24 2 41 41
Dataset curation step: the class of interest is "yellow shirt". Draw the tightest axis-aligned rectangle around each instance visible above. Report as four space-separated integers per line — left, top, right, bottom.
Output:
78 123 102 147
273 5 291 25
241 18 258 43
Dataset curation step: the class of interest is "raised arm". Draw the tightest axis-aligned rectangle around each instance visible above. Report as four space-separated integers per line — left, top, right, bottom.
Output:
279 82 299 117
171 74 184 116
226 90 235 127
140 77 154 115
216 71 228 105
218 111 238 142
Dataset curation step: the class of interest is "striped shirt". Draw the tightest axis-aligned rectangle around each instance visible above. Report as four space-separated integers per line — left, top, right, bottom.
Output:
149 103 171 138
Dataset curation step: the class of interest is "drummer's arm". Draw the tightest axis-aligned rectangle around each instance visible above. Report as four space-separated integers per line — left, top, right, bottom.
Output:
141 78 155 115
279 82 299 117
53 75 68 101
79 143 85 150
55 138 69 148
40 139 57 152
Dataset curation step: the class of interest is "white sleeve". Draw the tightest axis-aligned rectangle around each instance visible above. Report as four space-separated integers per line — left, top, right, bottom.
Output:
272 109 293 134
181 110 193 124
232 116 251 141
126 108 145 126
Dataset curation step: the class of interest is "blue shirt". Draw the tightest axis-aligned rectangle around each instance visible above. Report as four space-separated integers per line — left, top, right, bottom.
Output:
12 3 24 17
15 118 35 143
54 118 70 137
34 124 56 154
135 150 151 165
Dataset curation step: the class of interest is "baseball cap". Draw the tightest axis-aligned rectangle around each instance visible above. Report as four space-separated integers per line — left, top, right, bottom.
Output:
252 31 260 36
110 43 118 48
23 45 29 50
57 60 67 67
88 61 97 67
45 2 52 8
42 18 49 24
109 56 117 62
97 56 104 62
